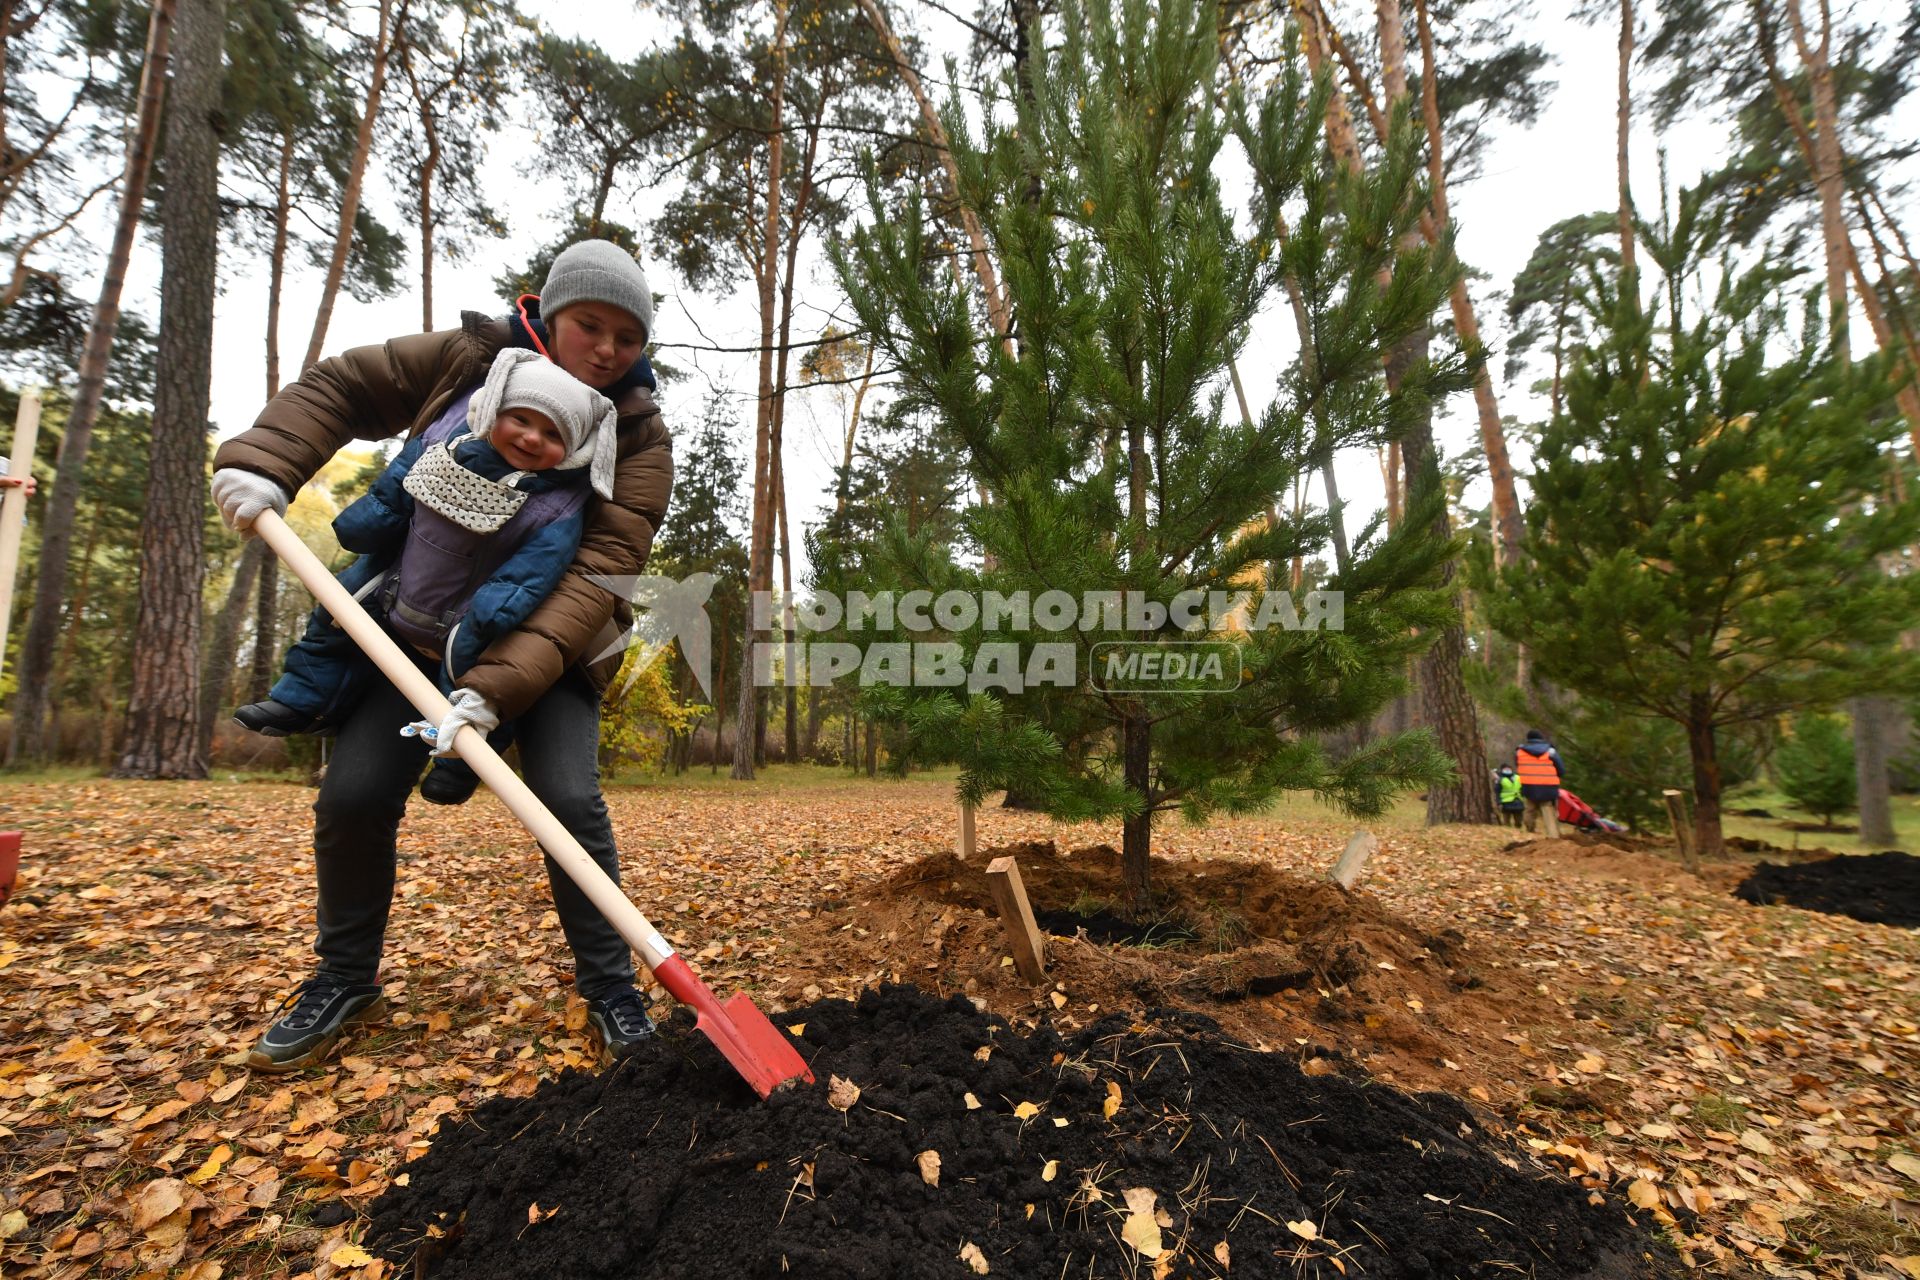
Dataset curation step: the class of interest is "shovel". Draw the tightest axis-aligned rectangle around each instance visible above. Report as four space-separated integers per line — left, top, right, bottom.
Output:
252 509 814 1099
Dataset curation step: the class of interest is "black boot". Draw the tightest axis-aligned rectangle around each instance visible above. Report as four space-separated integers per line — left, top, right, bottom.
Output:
418 760 483 806
232 699 313 737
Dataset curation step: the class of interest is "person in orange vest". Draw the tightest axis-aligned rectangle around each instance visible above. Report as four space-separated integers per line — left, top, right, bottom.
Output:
1514 728 1565 837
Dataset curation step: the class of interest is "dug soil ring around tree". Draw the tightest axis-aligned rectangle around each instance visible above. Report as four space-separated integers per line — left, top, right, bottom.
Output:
1733 850 1920 928
365 985 1680 1279
766 842 1562 1099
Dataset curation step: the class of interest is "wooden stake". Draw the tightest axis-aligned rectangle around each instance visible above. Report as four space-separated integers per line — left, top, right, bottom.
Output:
985 855 1047 984
958 801 976 860
1328 830 1378 891
0 388 43 673
1663 789 1698 874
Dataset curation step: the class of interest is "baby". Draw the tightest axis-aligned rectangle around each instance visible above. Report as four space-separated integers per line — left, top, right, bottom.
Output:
234 347 617 805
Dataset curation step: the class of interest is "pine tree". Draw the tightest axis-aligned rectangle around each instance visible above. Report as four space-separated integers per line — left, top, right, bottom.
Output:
834 0 1472 903
1774 712 1858 830
1486 186 1920 859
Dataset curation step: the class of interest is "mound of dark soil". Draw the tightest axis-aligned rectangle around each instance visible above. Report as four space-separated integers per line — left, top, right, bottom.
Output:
1733 850 1920 927
365 985 1678 1280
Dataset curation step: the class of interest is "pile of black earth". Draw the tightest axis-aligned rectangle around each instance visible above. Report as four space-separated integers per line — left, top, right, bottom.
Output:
364 985 1681 1280
1733 849 1920 927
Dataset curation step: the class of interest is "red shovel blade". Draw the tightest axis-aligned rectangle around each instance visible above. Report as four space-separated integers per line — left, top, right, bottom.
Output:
0 830 20 909
654 954 814 1099
701 994 815 1099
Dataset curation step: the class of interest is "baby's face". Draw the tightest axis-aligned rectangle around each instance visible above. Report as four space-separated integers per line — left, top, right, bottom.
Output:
491 406 566 471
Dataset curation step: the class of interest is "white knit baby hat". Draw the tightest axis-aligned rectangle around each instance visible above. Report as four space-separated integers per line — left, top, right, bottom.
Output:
467 347 619 499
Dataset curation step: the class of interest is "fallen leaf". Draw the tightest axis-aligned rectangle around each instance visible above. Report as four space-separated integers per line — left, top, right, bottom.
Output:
186 1143 233 1185
329 1244 375 1267
1738 1128 1776 1156
1050 991 1067 1009
1041 1159 1058 1182
1627 1180 1661 1210
1574 1054 1605 1073
916 1150 941 1188
958 1240 990 1274
1124 1187 1157 1216
0 1210 26 1241
786 1023 805 1036
1214 1240 1231 1268
129 1178 186 1232
1121 1211 1163 1258
526 1202 559 1224
1890 1153 1920 1185
1287 1219 1318 1241
963 1092 981 1110
826 1075 861 1112
1880 1256 1920 1280
1013 1101 1041 1121
973 1045 992 1062
1301 1057 1335 1078
1103 1081 1122 1120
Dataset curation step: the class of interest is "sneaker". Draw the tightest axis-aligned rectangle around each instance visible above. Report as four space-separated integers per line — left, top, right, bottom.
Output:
246 974 386 1072
233 699 313 737
418 761 482 806
585 987 655 1060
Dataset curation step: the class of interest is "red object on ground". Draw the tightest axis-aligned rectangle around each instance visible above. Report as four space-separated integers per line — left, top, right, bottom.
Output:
0 830 20 908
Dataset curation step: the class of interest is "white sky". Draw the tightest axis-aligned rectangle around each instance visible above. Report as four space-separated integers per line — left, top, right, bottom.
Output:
82 1 1918 582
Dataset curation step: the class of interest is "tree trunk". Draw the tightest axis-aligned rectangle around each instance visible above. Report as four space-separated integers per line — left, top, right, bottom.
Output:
1853 695 1896 846
1616 0 1637 279
403 40 441 333
734 0 789 780
7 0 176 765
1374 0 1493 824
855 0 1011 348
301 0 402 373
266 127 292 399
1685 697 1725 860
249 556 278 700
777 450 798 765
710 621 728 774
1409 0 1523 567
196 538 265 759
803 682 823 761
1121 710 1152 906
115 0 226 780
835 345 875 518
863 716 877 777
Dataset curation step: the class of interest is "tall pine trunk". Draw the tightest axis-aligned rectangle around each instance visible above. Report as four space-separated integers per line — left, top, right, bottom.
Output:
403 39 441 332
1616 0 1637 278
1375 0 1492 823
734 0 789 780
8 0 176 764
115 0 226 779
196 539 265 758
302 0 402 372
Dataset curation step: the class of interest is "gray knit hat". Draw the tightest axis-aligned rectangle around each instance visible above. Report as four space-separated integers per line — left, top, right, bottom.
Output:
540 239 655 344
469 348 619 499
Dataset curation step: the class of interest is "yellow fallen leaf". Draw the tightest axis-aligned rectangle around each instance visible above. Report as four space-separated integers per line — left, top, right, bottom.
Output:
916 1150 941 1188
0 1210 27 1240
1301 1057 1335 1078
964 1092 982 1110
973 1045 992 1062
1881 1255 1920 1280
1638 1124 1676 1140
1890 1153 1920 1185
1052 1117 1069 1128
1013 1101 1041 1121
330 1245 375 1267
1574 1055 1605 1073
786 1023 805 1036
1287 1219 1318 1241
1124 1187 1157 1216
1121 1211 1163 1258
1041 1159 1058 1182
827 1076 861 1112
1214 1240 1231 1268
958 1240 990 1274
1627 1180 1661 1210
186 1143 233 1185
1050 992 1067 1009
1103 1081 1122 1120
1738 1128 1776 1156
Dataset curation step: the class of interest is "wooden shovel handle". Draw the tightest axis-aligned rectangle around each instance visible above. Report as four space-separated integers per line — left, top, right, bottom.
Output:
252 509 677 972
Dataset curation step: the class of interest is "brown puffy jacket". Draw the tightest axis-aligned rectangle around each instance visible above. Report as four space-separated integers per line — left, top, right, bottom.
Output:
212 312 673 720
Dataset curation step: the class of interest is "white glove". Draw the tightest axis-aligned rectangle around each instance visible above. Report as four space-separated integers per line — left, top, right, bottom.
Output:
402 688 500 757
211 467 290 536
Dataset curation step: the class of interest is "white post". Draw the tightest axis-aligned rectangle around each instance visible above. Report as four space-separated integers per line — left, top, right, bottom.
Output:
0 388 43 676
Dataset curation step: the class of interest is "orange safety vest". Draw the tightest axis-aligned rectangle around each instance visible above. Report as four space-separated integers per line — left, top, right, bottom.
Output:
1514 747 1560 787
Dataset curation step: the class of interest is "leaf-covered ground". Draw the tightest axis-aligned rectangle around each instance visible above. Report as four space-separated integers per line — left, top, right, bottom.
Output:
2 773 1917 1279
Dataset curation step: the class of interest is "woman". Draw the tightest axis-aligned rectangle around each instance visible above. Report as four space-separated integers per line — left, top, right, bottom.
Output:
209 240 672 1071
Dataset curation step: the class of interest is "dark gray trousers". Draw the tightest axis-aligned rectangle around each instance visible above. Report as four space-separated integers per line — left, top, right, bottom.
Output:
309 661 635 998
